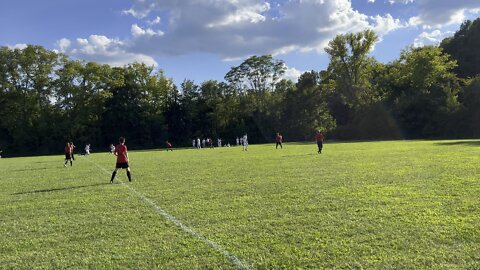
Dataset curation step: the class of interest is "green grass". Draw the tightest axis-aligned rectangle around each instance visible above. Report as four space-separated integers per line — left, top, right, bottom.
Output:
1 140 480 269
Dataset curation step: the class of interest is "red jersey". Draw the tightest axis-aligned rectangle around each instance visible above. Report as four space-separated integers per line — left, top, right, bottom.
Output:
115 144 128 163
166 142 172 148
315 133 324 142
64 146 71 154
276 135 282 143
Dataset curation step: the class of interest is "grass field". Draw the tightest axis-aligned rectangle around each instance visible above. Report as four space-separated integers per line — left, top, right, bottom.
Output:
1 140 480 269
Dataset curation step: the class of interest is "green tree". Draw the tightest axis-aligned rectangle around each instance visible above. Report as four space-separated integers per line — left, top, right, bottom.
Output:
387 46 461 137
280 71 335 141
0 45 61 153
225 55 286 112
325 30 378 106
441 18 480 78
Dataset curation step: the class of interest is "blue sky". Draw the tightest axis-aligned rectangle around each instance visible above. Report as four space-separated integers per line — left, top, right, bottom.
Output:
1 0 479 85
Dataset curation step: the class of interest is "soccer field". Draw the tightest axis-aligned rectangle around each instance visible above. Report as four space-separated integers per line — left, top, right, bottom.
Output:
1 140 480 269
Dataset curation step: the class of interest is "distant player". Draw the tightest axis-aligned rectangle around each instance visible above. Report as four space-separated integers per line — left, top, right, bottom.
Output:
85 144 91 155
242 134 248 151
315 130 324 154
275 132 283 149
64 142 73 166
197 138 201 149
166 140 173 151
70 142 76 160
236 137 239 146
192 139 196 148
109 144 115 154
110 137 132 183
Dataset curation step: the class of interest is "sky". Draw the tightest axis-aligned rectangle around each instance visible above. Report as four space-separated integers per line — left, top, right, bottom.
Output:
1 0 479 85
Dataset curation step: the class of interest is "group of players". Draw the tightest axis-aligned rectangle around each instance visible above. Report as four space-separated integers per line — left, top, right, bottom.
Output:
63 130 324 183
64 138 131 183
192 134 249 151
63 142 91 166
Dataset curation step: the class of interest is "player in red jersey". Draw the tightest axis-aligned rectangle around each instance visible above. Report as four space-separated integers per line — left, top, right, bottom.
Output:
110 137 132 183
315 130 324 154
64 142 73 166
275 132 283 149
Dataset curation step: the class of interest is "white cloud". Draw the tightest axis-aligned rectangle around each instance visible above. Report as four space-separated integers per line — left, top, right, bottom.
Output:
122 7 150 19
121 0 404 59
413 29 454 47
388 0 480 28
55 35 157 67
407 16 422 27
370 14 406 36
55 38 71 53
7 44 28 50
131 24 164 37
60 0 439 66
283 66 303 82
148 16 161 25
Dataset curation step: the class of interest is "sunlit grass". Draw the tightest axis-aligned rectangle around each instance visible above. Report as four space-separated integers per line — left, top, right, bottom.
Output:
1 140 480 269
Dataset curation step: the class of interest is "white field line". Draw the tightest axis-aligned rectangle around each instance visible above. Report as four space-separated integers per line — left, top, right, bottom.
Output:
84 156 250 270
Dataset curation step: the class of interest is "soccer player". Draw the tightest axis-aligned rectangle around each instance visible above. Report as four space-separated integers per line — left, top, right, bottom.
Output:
166 140 173 151
275 132 283 149
70 142 76 160
109 144 115 154
236 137 239 146
110 137 132 183
197 138 201 149
242 134 248 151
64 142 73 166
85 144 91 155
315 130 324 154
192 139 196 149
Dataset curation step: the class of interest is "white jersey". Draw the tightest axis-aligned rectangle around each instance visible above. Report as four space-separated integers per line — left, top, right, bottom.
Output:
242 134 248 151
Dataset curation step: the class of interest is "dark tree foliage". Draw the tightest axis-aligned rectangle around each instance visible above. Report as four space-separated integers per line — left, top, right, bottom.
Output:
441 18 480 78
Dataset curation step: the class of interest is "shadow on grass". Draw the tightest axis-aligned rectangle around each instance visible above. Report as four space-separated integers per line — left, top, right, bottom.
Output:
13 183 110 195
12 167 48 172
434 140 480 147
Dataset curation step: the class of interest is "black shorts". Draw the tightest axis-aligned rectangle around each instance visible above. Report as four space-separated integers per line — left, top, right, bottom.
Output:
65 153 71 160
116 162 129 169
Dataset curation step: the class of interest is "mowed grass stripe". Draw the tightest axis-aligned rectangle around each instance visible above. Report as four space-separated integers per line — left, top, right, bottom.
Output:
1 140 480 268
82 155 250 270
0 154 239 269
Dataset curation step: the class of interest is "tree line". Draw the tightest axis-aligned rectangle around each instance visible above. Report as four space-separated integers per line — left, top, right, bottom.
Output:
1 18 480 156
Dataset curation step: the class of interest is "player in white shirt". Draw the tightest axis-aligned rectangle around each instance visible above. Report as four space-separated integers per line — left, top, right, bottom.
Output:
242 134 248 151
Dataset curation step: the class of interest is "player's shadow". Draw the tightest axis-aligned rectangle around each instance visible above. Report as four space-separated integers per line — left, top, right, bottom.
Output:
435 140 480 147
13 183 110 195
